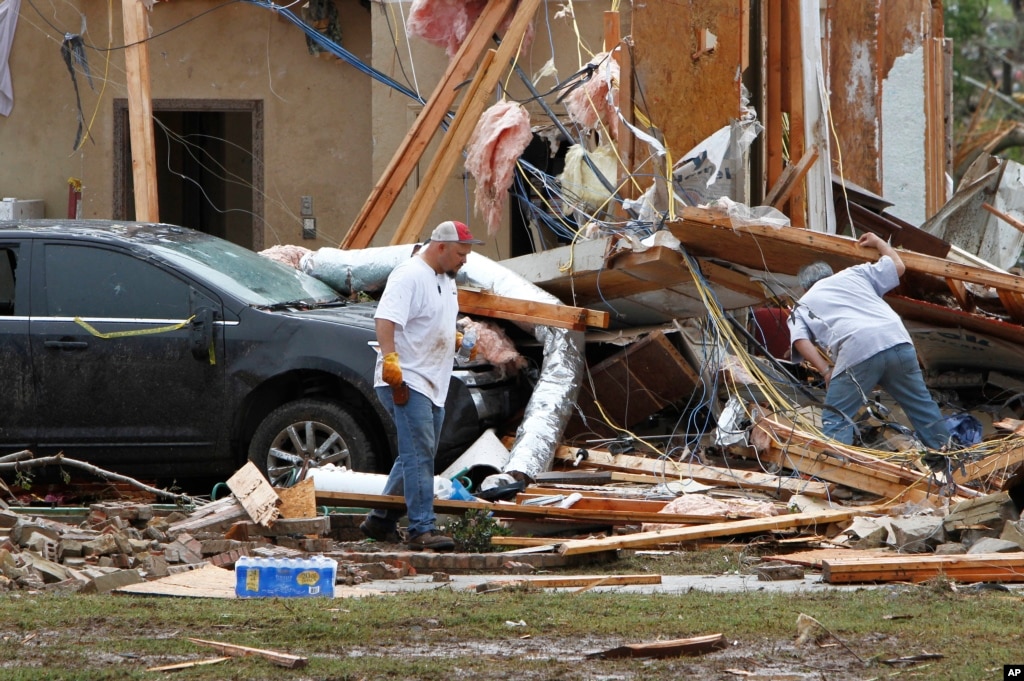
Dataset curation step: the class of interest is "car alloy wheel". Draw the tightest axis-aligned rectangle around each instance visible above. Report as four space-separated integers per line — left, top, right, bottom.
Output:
248 398 375 487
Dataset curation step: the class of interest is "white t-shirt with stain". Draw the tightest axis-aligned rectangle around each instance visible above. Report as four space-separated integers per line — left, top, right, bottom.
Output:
373 255 458 407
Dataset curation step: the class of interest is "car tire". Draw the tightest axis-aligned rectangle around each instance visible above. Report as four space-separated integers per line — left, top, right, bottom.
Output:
248 399 377 487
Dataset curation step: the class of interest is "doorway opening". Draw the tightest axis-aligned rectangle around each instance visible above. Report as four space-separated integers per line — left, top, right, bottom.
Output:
114 99 264 250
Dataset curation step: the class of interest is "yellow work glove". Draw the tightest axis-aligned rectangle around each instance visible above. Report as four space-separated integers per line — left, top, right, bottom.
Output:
381 352 403 387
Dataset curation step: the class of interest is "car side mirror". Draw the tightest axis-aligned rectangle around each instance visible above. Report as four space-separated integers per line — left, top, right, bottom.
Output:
190 307 214 362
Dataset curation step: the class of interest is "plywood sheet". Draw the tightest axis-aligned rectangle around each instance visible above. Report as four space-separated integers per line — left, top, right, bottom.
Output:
631 0 744 160
826 1 882 193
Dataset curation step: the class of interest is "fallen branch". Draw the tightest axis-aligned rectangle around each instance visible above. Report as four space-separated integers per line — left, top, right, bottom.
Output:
0 453 193 504
0 450 33 464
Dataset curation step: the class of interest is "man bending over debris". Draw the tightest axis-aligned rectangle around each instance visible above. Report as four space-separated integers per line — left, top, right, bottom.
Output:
360 220 483 552
788 232 951 450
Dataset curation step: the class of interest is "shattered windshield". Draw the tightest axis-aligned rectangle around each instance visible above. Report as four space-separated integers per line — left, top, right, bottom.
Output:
147 236 340 307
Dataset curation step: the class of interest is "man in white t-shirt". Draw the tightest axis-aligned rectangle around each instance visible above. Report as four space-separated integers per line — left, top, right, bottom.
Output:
788 232 950 450
359 220 483 551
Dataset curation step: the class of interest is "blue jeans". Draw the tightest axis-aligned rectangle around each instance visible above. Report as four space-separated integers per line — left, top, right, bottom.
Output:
369 386 445 538
823 343 950 449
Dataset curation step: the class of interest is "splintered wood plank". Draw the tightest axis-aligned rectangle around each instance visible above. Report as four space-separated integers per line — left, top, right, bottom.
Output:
781 0 806 226
631 0 744 158
457 289 608 330
148 658 230 672
548 506 879 556
822 553 1024 584
188 638 308 669
587 633 727 660
227 462 280 527
472 574 662 592
754 417 973 503
551 446 832 498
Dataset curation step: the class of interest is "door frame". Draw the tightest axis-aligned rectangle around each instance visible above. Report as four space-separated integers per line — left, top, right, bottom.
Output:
113 99 265 250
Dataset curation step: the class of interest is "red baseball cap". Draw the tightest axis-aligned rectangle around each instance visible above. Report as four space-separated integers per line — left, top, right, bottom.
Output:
428 220 483 244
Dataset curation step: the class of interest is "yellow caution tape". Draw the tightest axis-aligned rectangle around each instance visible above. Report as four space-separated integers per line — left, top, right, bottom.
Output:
74 316 194 339
74 315 218 365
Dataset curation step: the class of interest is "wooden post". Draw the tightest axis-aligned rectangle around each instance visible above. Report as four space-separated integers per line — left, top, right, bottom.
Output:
765 0 783 192
782 0 806 227
924 1 948 218
121 0 159 222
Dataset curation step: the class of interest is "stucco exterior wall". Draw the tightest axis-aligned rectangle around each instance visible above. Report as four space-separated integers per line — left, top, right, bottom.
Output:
1 0 373 250
2 0 617 258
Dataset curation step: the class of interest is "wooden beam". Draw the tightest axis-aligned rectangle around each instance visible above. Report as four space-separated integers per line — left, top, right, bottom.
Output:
765 0 784 189
670 207 1024 296
552 445 833 498
546 505 880 556
822 553 1024 584
458 289 609 330
782 0 806 226
341 0 515 249
391 49 500 244
121 0 159 222
312 491 736 526
391 0 542 245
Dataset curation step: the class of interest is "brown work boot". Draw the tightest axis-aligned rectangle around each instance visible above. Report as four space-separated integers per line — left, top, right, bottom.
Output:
406 530 455 552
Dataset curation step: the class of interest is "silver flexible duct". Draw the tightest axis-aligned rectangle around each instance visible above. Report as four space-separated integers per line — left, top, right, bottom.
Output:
301 246 584 480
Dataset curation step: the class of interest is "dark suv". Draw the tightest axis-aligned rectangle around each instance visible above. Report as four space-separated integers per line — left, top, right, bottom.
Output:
0 220 516 489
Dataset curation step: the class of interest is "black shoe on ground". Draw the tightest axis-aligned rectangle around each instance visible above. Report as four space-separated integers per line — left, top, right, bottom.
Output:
406 531 455 552
359 515 401 543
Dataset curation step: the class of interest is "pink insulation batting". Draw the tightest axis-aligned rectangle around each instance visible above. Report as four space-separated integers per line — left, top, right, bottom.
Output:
406 0 487 59
563 53 620 142
407 0 535 60
641 494 778 533
259 244 312 269
460 316 527 378
464 100 533 234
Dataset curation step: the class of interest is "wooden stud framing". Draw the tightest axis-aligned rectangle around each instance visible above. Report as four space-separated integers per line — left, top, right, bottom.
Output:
341 0 515 249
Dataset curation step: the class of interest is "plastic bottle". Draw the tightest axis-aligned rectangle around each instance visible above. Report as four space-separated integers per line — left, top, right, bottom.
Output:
456 328 477 361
